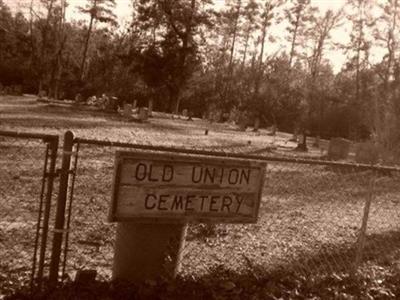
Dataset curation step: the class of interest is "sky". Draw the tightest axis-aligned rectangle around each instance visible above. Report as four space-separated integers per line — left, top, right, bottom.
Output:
4 0 384 73
5 0 347 15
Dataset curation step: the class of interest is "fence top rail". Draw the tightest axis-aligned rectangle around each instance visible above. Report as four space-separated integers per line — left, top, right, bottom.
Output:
0 130 59 142
74 137 400 174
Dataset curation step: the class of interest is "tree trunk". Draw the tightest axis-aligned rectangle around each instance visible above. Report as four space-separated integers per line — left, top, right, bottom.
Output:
298 131 308 151
168 87 179 115
167 0 196 116
29 0 36 79
174 97 181 116
37 0 56 94
241 30 250 67
54 72 61 99
253 3 271 97
220 0 241 107
253 117 260 132
314 94 324 148
148 98 153 117
80 15 95 81
54 52 64 100
38 80 44 96
51 0 67 100
288 14 300 70
228 0 241 72
48 58 57 98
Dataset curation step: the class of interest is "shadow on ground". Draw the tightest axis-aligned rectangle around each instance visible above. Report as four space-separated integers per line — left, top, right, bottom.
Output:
8 256 400 299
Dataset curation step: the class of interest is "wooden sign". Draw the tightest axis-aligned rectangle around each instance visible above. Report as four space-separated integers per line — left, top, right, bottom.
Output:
109 151 266 223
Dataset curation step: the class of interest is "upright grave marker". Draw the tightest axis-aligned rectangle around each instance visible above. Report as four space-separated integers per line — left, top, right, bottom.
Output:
328 137 351 160
110 151 266 281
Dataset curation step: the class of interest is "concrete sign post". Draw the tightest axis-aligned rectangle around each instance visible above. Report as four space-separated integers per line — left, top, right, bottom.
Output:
110 151 266 282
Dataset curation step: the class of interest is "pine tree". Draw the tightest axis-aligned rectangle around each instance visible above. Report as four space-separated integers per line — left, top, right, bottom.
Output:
373 0 400 158
240 0 259 67
298 8 342 150
285 0 314 140
284 0 313 70
344 0 375 138
252 0 283 131
78 0 117 81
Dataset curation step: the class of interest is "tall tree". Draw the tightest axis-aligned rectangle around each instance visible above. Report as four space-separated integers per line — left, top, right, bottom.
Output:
284 0 314 140
254 0 283 92
132 0 213 114
78 0 117 81
0 1 31 87
35 0 57 92
285 0 311 70
240 0 259 67
298 8 342 150
373 0 400 158
252 0 283 131
48 0 68 99
219 0 243 112
344 0 375 138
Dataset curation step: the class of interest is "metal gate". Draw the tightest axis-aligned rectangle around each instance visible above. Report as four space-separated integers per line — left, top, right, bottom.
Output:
0 130 58 294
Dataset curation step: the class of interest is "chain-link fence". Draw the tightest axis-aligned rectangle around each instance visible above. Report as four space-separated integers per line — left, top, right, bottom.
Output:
181 163 400 278
0 131 58 296
55 134 400 284
359 170 400 271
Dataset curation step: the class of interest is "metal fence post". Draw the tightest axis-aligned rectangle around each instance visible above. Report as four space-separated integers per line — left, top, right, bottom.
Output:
353 171 376 275
49 131 74 285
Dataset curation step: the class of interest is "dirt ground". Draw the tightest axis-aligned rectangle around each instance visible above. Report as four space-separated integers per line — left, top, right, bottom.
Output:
1 95 400 299
0 95 328 156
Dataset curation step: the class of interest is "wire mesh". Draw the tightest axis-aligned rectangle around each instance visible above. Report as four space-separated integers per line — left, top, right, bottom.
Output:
358 169 400 273
61 137 400 284
0 133 58 295
180 162 373 277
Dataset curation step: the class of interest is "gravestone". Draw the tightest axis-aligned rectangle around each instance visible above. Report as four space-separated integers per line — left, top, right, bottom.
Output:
138 107 148 121
182 109 188 118
38 90 47 100
109 97 118 111
123 104 133 118
75 93 83 103
328 138 351 160
237 114 248 131
11 85 22 95
253 117 260 132
87 96 97 105
187 111 193 121
355 142 379 164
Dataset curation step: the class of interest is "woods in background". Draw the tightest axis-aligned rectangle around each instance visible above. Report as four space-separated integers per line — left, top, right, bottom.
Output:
0 0 400 159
